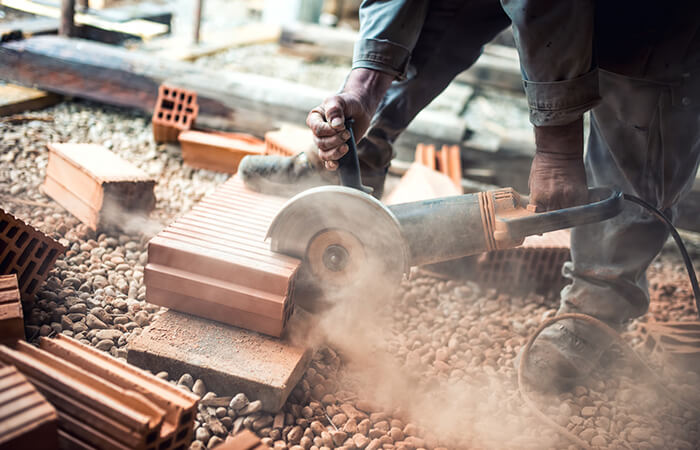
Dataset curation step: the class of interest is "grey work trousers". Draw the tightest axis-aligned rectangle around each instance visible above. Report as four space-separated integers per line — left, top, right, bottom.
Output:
358 3 700 324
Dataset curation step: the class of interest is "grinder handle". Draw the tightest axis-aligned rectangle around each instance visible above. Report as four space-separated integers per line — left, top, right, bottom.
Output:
500 187 623 238
337 119 373 194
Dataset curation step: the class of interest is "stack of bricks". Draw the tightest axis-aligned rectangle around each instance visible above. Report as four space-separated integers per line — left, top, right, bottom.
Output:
0 208 65 302
43 143 157 231
415 143 462 190
0 274 24 345
145 176 301 337
178 130 265 174
264 124 315 157
0 335 199 450
0 365 58 450
152 84 199 143
640 321 700 370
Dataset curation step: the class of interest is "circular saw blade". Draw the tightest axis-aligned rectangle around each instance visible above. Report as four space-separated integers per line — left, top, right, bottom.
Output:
268 186 408 309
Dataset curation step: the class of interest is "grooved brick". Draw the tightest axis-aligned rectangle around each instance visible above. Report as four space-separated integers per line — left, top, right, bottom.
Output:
152 84 199 143
145 176 300 337
0 336 197 450
43 143 156 231
0 208 66 302
0 365 58 450
0 275 24 345
178 130 265 173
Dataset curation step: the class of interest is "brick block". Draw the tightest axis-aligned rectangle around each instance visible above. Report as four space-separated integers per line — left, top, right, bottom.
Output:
415 143 462 189
264 124 315 157
640 321 700 370
0 209 65 302
145 176 300 337
385 163 462 205
0 336 198 450
0 275 24 345
43 143 156 231
127 310 312 412
152 84 199 143
0 365 58 450
178 130 265 173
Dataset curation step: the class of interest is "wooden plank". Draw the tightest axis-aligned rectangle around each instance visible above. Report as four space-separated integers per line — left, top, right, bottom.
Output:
0 16 58 41
0 35 468 144
0 83 60 116
0 0 169 39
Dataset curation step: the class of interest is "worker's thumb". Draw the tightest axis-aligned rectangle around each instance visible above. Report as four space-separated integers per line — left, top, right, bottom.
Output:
322 96 346 130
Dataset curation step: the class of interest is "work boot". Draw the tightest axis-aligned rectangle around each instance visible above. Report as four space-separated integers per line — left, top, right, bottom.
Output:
239 152 387 199
520 315 615 392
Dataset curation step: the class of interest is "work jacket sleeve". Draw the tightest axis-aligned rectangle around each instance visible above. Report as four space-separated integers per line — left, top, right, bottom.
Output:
352 0 429 79
501 0 601 126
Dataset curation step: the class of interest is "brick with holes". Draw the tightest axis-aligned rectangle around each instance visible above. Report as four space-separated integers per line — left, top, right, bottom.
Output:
0 335 198 450
152 84 199 143
0 365 59 450
43 143 157 231
0 209 65 302
0 274 24 345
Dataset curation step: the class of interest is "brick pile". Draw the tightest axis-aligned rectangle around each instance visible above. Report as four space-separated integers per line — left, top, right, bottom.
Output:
152 84 199 143
0 274 24 345
0 335 199 450
0 208 65 301
145 176 300 337
0 365 58 450
43 143 157 231
178 130 265 173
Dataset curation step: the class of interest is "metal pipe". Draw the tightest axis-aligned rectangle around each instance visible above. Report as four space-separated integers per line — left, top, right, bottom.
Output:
59 0 76 37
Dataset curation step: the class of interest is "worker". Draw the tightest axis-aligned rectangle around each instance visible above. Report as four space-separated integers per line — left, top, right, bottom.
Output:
240 0 700 391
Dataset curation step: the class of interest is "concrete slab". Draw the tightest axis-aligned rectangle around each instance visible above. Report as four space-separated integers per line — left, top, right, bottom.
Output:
126 310 312 412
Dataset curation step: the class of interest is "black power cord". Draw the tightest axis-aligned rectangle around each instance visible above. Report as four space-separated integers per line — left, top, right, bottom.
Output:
622 193 700 318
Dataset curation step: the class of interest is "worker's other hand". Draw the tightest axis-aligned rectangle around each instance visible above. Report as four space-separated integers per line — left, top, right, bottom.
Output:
306 68 393 170
528 118 588 211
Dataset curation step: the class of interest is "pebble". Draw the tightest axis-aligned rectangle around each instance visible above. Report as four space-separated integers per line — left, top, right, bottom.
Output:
229 393 249 411
86 314 107 329
192 379 207 397
178 374 194 389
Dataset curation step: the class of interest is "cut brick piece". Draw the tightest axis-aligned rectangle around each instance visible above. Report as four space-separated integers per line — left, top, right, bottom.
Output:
385 163 462 205
145 176 300 337
0 275 24 345
264 124 315 156
0 365 58 450
219 430 265 450
152 84 198 143
0 208 66 302
0 336 197 450
43 143 156 231
178 130 265 173
127 310 312 412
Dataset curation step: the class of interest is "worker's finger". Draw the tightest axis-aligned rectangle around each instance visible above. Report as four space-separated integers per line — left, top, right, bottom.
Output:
306 108 339 137
318 144 349 162
324 160 338 171
322 96 347 130
314 130 351 151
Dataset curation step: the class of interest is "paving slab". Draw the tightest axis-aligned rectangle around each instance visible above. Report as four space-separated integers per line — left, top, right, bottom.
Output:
126 310 312 412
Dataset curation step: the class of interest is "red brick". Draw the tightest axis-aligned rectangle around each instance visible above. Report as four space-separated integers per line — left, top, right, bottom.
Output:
0 209 65 302
0 275 24 345
43 143 156 231
178 130 265 173
145 176 300 337
152 84 198 143
0 365 58 450
219 430 264 450
415 143 462 189
0 336 198 450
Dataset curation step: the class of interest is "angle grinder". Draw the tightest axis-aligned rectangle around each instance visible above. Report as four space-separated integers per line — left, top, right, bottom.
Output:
267 120 623 309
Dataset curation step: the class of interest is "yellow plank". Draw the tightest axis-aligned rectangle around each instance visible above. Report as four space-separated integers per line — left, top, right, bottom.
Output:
0 83 60 116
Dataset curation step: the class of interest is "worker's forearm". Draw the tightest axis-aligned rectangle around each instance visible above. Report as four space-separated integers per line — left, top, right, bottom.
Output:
341 68 394 116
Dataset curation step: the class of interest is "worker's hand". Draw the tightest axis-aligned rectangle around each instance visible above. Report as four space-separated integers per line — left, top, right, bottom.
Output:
306 68 393 170
528 118 588 211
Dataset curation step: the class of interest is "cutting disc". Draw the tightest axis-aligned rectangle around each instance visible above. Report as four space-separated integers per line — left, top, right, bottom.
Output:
268 186 408 309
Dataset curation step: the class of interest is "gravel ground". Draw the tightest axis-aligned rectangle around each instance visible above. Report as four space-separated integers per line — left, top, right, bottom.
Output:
2 101 700 450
